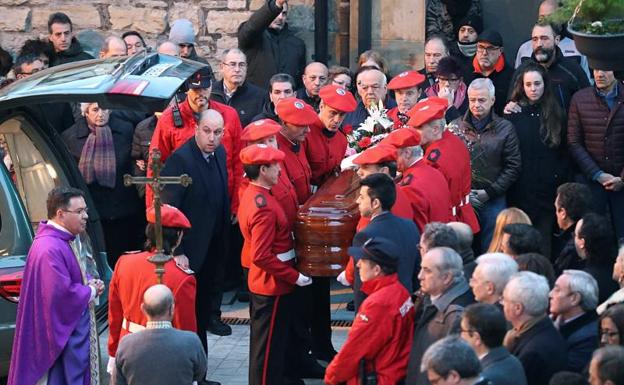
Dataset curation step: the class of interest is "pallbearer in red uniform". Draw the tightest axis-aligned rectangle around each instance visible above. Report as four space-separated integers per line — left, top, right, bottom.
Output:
274 98 318 205
305 84 357 187
383 128 453 231
408 97 480 233
238 144 313 385
386 70 426 129
338 144 415 287
107 204 196 372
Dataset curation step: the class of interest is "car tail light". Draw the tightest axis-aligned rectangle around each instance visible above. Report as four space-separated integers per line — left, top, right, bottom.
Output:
0 271 22 303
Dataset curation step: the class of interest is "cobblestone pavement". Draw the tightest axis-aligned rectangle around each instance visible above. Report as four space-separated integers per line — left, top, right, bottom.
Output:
100 281 355 384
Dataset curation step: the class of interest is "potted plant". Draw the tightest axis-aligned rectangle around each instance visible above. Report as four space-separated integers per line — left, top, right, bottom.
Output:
548 0 624 71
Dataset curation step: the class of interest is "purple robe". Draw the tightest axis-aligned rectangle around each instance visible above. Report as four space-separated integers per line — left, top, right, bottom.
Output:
8 221 93 385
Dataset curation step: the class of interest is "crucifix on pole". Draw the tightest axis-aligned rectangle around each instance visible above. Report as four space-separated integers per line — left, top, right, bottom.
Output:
123 148 192 283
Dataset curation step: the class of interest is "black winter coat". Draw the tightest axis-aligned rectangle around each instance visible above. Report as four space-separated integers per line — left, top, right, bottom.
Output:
211 80 266 127
238 0 306 89
49 38 93 67
61 113 142 220
505 103 570 219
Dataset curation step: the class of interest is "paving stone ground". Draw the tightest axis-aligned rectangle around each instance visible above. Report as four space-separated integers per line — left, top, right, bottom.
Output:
100 281 355 384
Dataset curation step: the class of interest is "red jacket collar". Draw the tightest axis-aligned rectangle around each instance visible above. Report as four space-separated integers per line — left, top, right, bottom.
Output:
361 273 399 296
472 53 506 75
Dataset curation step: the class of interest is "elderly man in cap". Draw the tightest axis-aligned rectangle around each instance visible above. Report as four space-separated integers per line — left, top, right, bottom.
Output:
383 128 452 231
409 98 479 233
107 204 197 374
386 70 426 129
148 66 243 219
466 29 514 115
305 84 357 187
274 97 318 205
325 237 415 385
347 173 421 311
238 144 313 385
169 18 208 63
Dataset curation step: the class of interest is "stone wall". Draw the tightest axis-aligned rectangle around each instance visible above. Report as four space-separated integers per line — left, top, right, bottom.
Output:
0 0 425 78
0 0 321 73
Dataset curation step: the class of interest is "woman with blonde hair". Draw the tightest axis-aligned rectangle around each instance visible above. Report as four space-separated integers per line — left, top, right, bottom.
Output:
487 207 532 253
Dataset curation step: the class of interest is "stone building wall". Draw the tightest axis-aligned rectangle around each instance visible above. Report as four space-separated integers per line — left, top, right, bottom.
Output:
0 0 425 78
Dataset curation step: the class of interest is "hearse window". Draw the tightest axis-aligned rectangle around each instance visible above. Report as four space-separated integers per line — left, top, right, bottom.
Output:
0 117 69 230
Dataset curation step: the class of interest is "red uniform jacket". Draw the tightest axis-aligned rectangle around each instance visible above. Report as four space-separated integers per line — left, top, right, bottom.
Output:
399 159 452 231
107 251 197 357
238 184 299 296
345 189 415 284
387 107 410 130
304 119 348 186
276 133 312 205
425 130 480 233
147 98 243 212
325 274 414 385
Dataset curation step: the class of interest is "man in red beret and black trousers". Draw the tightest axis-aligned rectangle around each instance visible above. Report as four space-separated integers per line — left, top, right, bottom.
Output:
409 97 480 234
386 70 426 129
238 144 313 385
107 204 197 375
304 84 357 187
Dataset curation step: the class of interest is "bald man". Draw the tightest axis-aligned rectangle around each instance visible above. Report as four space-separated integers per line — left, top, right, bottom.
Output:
112 284 207 385
296 62 329 111
100 36 127 59
448 221 477 280
157 41 179 56
343 67 396 128
161 109 233 350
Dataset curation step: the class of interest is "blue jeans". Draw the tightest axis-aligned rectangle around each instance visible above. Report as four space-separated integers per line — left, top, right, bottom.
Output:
475 195 507 253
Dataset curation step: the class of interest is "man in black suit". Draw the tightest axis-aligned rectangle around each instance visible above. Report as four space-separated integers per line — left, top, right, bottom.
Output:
502 271 567 385
461 303 527 385
161 109 231 354
351 173 421 311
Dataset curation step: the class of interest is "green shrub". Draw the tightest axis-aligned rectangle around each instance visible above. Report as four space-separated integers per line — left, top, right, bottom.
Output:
548 0 624 34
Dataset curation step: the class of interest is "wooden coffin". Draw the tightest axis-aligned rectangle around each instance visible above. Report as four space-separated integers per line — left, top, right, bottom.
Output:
295 170 360 277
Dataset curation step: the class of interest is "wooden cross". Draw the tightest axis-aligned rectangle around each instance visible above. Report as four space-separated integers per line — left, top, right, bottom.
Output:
123 148 192 283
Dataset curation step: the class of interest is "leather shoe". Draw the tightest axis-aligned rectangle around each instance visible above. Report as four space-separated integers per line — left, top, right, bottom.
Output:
314 348 338 362
206 317 232 336
297 356 326 378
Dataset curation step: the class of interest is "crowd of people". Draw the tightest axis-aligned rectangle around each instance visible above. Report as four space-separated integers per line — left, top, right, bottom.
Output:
3 0 624 384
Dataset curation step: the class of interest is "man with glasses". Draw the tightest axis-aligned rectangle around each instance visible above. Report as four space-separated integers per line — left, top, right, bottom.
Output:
238 0 306 89
460 304 527 385
160 110 231 378
169 19 209 64
296 62 329 112
13 53 45 80
466 30 513 115
8 187 104 385
212 48 265 127
549 269 599 372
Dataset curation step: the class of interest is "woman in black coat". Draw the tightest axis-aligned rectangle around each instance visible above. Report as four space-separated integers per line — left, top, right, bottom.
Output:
505 63 570 258
62 103 144 268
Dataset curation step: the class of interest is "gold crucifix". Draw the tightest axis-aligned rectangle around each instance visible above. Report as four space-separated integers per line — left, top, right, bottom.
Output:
123 148 192 283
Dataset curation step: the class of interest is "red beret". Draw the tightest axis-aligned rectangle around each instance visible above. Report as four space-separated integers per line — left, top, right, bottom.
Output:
353 144 397 165
239 144 285 165
146 204 191 229
388 70 426 90
407 99 447 127
241 119 282 142
381 128 422 148
319 84 357 112
275 98 318 126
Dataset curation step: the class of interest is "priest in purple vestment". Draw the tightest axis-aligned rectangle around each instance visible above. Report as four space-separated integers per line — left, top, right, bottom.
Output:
8 187 104 385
